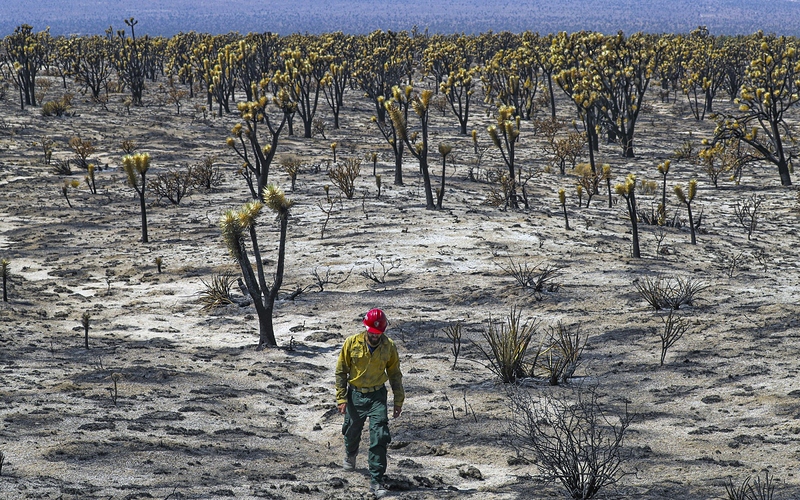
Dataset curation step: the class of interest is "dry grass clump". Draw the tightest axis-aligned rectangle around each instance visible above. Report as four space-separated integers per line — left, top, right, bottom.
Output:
634 275 708 310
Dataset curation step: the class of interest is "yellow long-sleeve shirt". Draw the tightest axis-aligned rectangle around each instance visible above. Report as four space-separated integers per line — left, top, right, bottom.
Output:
335 331 404 407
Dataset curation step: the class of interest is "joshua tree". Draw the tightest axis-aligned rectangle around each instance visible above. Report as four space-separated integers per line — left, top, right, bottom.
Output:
387 87 437 209
226 83 295 201
440 65 478 135
559 189 570 230
3 24 52 108
220 184 293 350
81 312 91 349
320 32 353 129
273 42 331 138
112 18 147 106
675 179 699 244
436 142 452 209
61 179 79 208
352 30 414 123
487 105 522 209
602 164 613 208
615 174 641 258
85 164 97 194
122 152 150 243
372 87 410 186
709 33 799 186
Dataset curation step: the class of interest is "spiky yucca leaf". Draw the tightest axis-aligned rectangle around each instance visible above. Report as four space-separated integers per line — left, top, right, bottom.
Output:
263 184 294 214
220 210 244 257
438 142 452 157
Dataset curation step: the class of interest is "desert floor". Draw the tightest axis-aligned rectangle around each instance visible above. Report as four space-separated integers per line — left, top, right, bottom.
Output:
1 76 800 500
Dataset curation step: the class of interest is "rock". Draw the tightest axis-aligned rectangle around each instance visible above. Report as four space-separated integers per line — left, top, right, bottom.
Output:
458 465 483 480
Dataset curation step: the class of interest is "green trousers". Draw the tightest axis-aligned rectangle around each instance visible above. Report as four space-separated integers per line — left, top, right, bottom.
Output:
342 386 391 484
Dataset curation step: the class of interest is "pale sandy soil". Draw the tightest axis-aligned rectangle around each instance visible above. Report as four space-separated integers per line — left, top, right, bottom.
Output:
1 76 800 500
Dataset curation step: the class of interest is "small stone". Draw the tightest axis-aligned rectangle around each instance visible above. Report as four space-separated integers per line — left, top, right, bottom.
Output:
458 465 483 480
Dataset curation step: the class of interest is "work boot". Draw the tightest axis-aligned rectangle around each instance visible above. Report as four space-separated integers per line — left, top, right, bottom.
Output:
342 452 356 471
370 481 388 499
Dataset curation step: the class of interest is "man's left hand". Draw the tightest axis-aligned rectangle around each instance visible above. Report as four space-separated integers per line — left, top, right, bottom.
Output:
393 406 402 418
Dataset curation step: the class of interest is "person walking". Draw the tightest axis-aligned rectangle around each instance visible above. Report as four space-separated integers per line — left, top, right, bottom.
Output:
335 308 404 499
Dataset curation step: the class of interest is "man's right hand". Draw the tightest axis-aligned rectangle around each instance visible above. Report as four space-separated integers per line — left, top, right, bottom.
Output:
337 403 346 414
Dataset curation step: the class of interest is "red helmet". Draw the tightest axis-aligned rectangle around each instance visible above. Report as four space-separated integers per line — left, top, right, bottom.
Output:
363 308 388 334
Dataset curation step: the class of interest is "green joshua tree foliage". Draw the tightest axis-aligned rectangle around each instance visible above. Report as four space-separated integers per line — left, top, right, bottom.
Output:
675 179 699 245
615 174 641 258
67 34 115 98
387 87 437 209
372 86 410 186
273 41 332 138
220 184 293 350
559 188 570 230
122 153 151 243
227 81 296 201
352 30 414 124
111 18 148 106
320 32 354 129
709 32 800 186
487 105 522 209
2 24 52 108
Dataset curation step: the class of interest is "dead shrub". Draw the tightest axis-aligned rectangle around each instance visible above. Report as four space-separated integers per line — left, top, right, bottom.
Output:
497 258 561 296
190 155 223 190
359 256 401 285
68 136 95 170
151 167 194 205
443 321 463 370
329 157 360 199
655 309 690 366
506 385 633 500
41 95 73 117
733 194 764 241
485 170 516 209
280 155 302 191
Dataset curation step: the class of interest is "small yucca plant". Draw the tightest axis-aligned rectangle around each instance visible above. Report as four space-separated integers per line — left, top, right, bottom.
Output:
122 153 151 243
81 312 91 349
474 308 538 383
675 179 698 244
615 174 640 258
559 188 570 230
